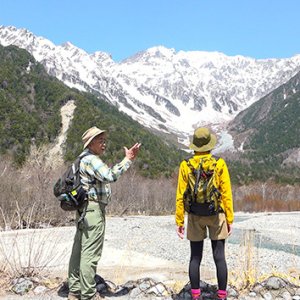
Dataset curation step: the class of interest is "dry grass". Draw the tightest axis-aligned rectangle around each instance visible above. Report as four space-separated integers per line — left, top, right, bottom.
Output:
229 228 300 291
229 229 258 289
234 194 300 212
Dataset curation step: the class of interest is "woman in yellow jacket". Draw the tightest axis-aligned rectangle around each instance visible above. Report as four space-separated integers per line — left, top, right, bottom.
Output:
175 127 234 300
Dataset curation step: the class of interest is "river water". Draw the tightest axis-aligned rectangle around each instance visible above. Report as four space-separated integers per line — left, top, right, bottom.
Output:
230 214 300 256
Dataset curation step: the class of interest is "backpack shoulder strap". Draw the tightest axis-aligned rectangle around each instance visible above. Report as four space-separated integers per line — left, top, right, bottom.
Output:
184 154 194 163
72 152 89 175
211 155 221 169
212 155 220 161
79 151 92 160
77 152 96 185
76 151 93 168
184 154 194 169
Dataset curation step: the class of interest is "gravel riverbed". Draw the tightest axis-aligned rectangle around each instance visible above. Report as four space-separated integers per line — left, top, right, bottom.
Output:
1 212 299 278
104 212 300 276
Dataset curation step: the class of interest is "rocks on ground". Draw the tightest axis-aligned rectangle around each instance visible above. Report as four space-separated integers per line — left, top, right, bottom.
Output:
6 274 300 299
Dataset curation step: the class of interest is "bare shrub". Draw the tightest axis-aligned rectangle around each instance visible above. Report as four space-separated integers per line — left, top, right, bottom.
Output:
0 228 69 278
233 182 300 212
108 168 177 216
0 156 74 230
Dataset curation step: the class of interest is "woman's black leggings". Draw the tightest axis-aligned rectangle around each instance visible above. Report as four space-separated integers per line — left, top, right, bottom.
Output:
189 240 228 290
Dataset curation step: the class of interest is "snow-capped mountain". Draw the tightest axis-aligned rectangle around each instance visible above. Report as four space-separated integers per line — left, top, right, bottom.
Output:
1 25 300 145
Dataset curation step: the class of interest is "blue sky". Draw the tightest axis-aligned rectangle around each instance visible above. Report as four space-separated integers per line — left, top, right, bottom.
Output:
1 0 300 61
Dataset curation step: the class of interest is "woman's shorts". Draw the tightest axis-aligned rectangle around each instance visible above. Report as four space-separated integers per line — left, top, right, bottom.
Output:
187 212 228 241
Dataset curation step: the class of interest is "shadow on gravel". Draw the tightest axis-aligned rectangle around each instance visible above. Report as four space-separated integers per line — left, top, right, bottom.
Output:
57 282 68 298
172 281 219 299
57 274 141 298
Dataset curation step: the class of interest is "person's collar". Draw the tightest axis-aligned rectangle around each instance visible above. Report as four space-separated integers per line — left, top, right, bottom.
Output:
194 151 211 157
83 148 96 155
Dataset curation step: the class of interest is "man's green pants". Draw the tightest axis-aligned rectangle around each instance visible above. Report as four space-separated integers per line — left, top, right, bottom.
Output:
68 201 105 300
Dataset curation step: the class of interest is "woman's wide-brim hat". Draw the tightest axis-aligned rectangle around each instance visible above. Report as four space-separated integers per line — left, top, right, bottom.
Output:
189 127 217 152
82 126 106 149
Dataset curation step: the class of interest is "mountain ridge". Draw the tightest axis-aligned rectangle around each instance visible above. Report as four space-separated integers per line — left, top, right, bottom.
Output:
1 25 300 147
1 39 299 183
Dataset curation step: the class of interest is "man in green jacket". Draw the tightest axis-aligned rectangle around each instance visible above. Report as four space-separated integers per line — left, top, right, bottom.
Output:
68 126 141 300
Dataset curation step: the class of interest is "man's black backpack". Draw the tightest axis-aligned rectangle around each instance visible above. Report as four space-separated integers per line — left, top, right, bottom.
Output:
53 153 90 211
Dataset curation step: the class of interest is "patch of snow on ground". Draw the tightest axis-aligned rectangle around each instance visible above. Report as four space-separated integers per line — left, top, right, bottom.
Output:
213 130 235 154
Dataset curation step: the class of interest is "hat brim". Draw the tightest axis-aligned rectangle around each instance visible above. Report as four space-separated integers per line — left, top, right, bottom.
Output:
83 130 106 149
189 133 217 152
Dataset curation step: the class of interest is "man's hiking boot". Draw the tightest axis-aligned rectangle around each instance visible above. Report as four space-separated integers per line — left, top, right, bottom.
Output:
67 292 80 300
91 293 104 299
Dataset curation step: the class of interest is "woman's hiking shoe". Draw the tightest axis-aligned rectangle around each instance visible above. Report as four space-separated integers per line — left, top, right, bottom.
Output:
217 289 227 299
191 288 201 300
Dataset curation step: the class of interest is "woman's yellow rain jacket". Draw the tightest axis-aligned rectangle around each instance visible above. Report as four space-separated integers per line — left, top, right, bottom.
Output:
175 152 234 227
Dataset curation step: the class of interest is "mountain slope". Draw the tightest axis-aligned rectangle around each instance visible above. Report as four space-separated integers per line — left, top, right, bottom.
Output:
0 44 184 177
1 25 300 143
0 45 62 163
228 70 300 183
